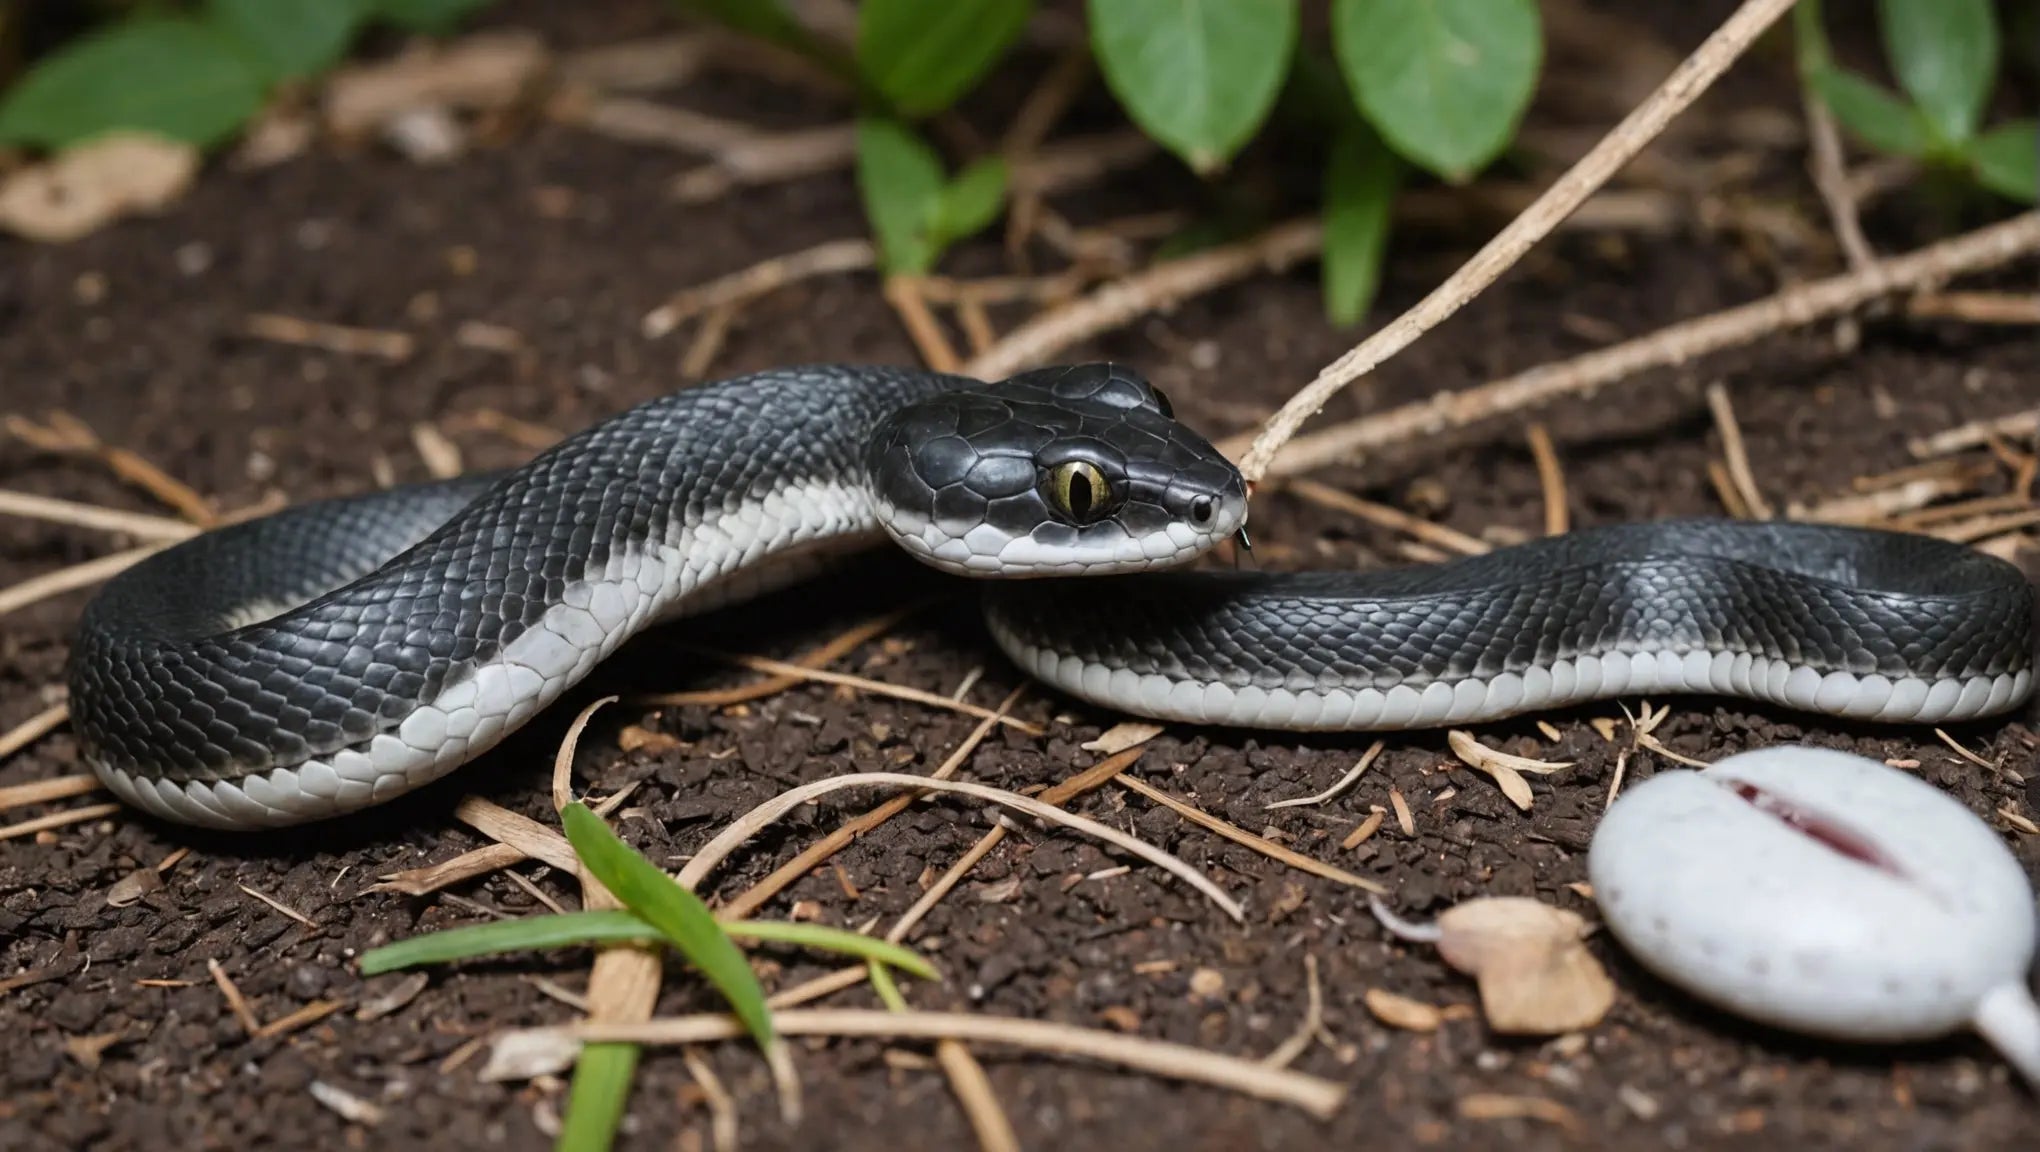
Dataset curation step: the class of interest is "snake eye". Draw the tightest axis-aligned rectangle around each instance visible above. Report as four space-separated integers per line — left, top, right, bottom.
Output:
1191 497 1213 524
1150 386 1173 419
1047 460 1114 524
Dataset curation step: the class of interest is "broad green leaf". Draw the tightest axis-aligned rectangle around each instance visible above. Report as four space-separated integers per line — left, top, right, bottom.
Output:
560 803 775 1054
927 157 1008 249
1333 0 1541 183
560 1044 639 1152
1877 0 1997 144
0 17 268 149
207 0 369 80
1321 125 1401 326
1810 68 1935 158
859 0 1032 116
369 0 492 34
856 116 947 273
1967 120 2038 203
1088 0 1298 174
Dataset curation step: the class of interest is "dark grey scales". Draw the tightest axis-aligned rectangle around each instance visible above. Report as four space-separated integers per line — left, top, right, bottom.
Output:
61 363 2036 829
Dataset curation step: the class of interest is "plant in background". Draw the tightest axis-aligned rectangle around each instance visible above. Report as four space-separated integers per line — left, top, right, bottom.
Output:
1798 0 2036 206
0 0 493 149
730 0 1546 324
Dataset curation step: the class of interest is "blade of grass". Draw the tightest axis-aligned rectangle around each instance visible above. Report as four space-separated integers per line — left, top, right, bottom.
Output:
559 1042 639 1152
560 802 775 1055
726 922 937 981
359 909 939 981
358 910 656 974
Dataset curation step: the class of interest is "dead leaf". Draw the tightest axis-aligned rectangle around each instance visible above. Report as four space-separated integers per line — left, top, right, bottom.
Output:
1081 722 1163 755
1449 730 1573 811
1097 1005 1141 1032
1363 988 1441 1032
0 132 199 242
1435 897 1614 1035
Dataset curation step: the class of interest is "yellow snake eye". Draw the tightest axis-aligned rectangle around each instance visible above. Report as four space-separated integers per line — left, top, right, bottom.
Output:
1048 460 1112 523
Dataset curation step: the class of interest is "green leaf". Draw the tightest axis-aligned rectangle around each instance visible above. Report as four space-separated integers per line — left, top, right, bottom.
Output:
358 907 942 979
0 17 268 149
1877 0 1997 144
1088 0 1298 174
560 1043 639 1152
732 922 939 980
1810 68 1936 158
927 157 1008 249
369 0 492 34
859 0 1032 116
1321 125 1401 326
207 0 369 80
560 803 775 1054
1967 120 2038 202
856 116 948 273
1333 0 1542 182
358 909 659 974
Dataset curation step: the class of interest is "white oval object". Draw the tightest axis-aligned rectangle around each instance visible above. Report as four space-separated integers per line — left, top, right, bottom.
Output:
1589 745 2040 1083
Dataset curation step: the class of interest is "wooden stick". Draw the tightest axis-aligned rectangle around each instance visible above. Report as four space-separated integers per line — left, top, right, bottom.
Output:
1241 211 2040 479
1238 0 1803 482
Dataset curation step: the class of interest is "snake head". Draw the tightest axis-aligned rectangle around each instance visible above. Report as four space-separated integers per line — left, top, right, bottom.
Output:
865 362 1249 577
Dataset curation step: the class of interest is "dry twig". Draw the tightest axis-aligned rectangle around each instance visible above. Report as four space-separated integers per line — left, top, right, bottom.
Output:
1243 211 2040 478
495 1009 1349 1118
1239 0 1803 482
1114 774 1388 895
1705 381 1773 518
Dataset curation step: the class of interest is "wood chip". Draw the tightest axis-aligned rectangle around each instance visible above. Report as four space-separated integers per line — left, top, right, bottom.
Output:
1363 988 1442 1031
105 867 163 907
1999 805 2040 835
410 423 463 479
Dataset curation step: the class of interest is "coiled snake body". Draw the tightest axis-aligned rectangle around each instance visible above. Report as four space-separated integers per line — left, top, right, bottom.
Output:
67 365 2036 829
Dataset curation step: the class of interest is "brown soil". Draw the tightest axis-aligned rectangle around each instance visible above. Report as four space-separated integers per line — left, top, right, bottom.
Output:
3 2 2038 1150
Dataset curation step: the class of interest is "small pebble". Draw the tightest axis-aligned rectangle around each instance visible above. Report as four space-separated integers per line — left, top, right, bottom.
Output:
1589 745 2040 1086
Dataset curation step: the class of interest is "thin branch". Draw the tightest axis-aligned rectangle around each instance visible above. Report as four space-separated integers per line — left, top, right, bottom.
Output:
673 772 1245 921
1524 424 1569 535
1909 409 2040 459
642 238 876 339
1243 211 2040 479
1238 0 1803 483
0 490 199 542
1705 381 1773 518
0 703 71 762
962 219 1324 380
498 1008 1349 1118
0 544 167 620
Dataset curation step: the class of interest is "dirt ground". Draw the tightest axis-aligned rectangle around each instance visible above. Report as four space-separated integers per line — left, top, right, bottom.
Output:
3 1 2039 1149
